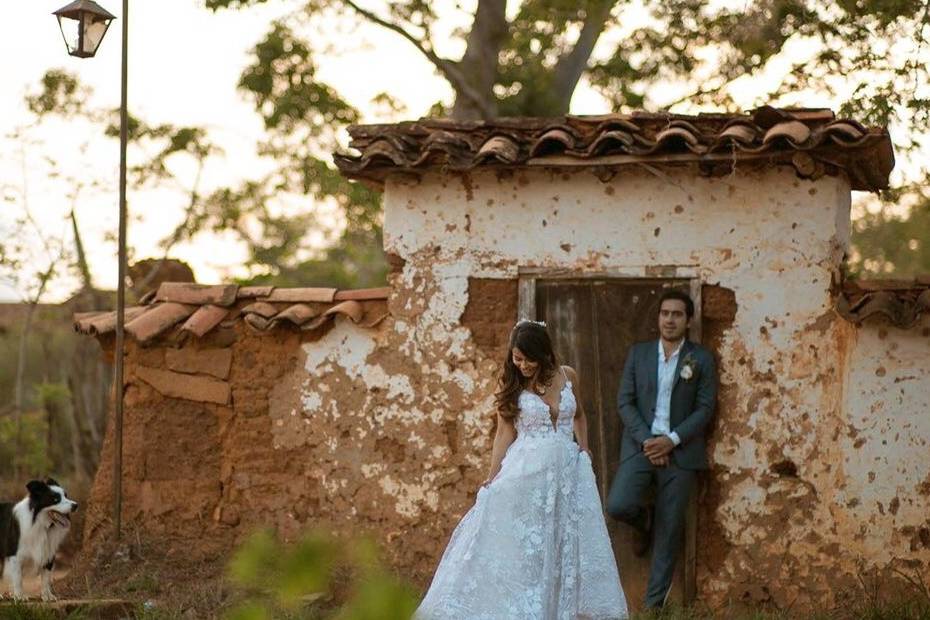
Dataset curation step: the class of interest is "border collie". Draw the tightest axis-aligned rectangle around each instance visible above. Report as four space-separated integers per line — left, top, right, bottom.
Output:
1 479 78 601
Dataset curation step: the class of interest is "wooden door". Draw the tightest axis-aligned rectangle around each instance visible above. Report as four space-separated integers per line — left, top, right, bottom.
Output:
533 277 697 611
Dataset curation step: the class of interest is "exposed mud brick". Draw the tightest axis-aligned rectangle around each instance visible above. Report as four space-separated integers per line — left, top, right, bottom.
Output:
703 284 737 322
165 347 233 379
140 399 219 481
76 168 930 614
137 479 221 534
201 326 237 348
461 278 518 360
134 346 166 368
134 365 230 405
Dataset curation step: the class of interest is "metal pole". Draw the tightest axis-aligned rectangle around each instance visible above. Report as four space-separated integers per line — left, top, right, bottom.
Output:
113 0 128 540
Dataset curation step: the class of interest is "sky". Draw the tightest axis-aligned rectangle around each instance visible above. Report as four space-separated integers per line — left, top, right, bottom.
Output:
1 1 471 302
0 1 920 302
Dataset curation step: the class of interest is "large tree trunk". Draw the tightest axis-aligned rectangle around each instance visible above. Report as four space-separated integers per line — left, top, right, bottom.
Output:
451 0 509 120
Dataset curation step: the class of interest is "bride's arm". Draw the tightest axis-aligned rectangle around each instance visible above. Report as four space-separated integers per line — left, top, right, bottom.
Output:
483 413 516 486
566 366 591 454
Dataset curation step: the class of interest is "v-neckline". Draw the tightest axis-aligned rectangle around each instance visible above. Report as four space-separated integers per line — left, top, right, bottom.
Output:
526 380 571 431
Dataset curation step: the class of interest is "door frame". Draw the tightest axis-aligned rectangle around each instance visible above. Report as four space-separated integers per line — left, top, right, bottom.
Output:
517 266 702 604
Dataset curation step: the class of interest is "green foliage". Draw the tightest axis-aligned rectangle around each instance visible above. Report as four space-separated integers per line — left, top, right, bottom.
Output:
35 381 70 412
239 21 359 134
225 529 417 620
201 0 930 277
849 187 930 277
24 68 90 118
225 17 386 286
0 410 51 480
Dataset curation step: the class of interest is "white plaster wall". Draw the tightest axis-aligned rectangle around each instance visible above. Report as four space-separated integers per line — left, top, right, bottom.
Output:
837 316 930 561
379 166 930 607
386 167 848 321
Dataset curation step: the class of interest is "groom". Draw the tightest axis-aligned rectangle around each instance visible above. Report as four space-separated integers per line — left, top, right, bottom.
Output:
606 289 717 610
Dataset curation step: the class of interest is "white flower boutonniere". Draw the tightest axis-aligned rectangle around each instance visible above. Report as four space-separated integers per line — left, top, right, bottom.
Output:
680 354 697 382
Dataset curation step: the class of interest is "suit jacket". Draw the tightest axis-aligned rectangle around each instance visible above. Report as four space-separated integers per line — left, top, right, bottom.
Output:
617 339 717 470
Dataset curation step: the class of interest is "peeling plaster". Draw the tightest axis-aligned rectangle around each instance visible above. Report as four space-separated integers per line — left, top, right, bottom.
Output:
380 167 929 608
81 165 929 613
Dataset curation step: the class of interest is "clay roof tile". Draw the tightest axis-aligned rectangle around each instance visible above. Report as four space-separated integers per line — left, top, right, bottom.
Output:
762 121 813 147
180 304 229 338
126 302 197 343
334 107 893 192
155 283 238 307
530 127 577 158
73 284 390 342
475 135 521 164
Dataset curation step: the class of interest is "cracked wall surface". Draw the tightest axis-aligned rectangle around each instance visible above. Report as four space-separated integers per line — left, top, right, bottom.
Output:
82 166 929 611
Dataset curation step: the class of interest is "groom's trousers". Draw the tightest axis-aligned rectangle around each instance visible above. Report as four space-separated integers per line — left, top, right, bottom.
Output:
606 449 696 609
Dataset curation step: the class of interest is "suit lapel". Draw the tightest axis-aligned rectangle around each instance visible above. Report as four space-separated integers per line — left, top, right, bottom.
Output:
671 340 692 390
645 340 659 412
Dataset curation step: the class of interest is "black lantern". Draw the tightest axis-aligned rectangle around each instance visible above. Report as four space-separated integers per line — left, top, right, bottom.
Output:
53 0 116 58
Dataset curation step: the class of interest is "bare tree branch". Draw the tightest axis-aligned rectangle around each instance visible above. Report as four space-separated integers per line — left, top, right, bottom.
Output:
134 157 207 295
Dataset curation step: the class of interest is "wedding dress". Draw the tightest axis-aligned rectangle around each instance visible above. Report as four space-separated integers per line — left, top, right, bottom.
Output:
415 374 628 619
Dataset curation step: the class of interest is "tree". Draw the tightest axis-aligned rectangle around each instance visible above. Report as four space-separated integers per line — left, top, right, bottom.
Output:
849 187 930 277
202 0 930 280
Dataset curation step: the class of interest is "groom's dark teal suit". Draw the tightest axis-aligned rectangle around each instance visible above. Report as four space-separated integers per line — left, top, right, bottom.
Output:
607 338 717 608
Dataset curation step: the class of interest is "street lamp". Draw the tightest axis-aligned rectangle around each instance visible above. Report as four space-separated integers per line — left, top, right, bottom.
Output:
53 0 115 58
54 0 128 539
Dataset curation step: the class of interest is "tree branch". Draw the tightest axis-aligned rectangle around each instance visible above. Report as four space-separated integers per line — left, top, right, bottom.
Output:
339 0 495 118
658 79 731 111
551 1 617 113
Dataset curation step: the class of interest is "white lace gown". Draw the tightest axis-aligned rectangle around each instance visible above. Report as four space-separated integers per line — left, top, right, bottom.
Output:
415 381 629 619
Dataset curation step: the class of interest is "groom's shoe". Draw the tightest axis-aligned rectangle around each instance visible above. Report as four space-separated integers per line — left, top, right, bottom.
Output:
631 505 653 557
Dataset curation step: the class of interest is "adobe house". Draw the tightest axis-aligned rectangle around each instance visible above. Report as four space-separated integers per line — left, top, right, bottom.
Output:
74 106 930 612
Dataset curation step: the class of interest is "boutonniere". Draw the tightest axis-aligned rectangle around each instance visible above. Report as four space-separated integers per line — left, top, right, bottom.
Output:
680 353 697 382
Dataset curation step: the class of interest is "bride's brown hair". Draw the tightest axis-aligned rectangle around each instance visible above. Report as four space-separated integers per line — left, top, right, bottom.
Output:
494 321 559 420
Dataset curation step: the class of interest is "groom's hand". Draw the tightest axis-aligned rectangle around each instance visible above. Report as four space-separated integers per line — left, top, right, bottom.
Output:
643 436 675 459
648 454 670 467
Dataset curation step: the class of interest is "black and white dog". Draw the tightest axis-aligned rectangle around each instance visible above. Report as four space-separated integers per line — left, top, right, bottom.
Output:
1 479 78 601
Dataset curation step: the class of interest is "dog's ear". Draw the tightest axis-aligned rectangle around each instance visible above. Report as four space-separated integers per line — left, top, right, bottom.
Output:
27 480 47 494
46 477 60 488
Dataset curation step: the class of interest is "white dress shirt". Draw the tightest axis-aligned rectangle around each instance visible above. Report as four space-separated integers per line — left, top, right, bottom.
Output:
651 339 683 446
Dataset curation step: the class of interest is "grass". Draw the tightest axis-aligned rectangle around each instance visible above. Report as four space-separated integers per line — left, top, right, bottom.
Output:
629 599 930 620
0 598 927 620
0 601 100 620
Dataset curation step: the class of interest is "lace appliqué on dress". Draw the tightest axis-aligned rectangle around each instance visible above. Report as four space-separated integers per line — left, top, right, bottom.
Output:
416 380 628 619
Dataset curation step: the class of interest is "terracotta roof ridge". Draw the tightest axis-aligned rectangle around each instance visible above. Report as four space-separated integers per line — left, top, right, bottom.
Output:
72 283 392 343
334 106 894 192
837 278 930 328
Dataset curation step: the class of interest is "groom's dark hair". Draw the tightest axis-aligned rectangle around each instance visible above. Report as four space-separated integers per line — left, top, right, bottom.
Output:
658 289 694 318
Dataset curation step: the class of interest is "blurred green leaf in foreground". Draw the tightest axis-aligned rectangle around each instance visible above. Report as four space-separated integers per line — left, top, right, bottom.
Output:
226 529 418 620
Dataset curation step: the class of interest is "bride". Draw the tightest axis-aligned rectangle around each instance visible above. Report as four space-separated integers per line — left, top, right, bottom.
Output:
415 320 628 619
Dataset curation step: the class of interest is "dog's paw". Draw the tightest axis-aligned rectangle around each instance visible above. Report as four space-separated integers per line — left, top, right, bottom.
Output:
41 591 58 602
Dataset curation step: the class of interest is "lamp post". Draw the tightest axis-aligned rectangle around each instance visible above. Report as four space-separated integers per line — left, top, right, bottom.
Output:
54 0 128 539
